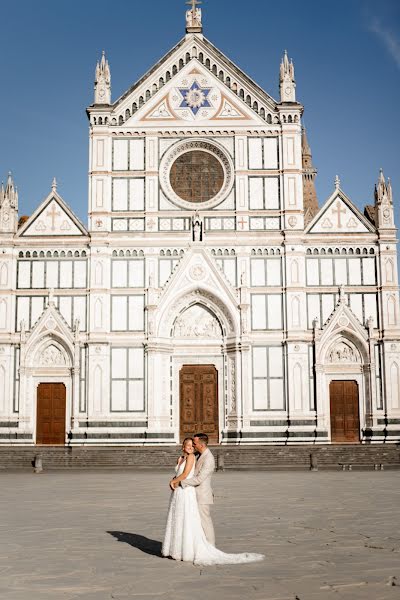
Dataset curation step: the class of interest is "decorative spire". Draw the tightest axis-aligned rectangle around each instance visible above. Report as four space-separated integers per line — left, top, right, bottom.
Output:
51 177 57 192
94 50 111 105
279 50 296 102
0 171 18 233
185 0 202 34
302 127 318 225
335 175 340 190
301 126 312 156
374 168 392 205
374 168 394 230
0 171 18 209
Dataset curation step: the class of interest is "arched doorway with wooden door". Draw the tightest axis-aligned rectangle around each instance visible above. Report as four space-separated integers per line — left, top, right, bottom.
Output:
180 364 218 444
329 380 360 443
325 339 364 443
171 301 226 445
31 339 73 446
37 382 66 445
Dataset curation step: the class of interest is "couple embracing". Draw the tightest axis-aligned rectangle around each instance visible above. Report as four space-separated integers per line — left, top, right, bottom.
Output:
162 433 264 566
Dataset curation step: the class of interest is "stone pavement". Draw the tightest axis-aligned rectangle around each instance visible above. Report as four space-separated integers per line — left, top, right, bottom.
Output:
0 470 399 600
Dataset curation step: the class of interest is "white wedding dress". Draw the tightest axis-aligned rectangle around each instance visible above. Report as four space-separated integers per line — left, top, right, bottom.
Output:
162 459 264 566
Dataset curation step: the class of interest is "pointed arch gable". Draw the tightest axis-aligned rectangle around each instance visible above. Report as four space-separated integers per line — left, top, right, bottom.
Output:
157 287 237 338
30 337 72 369
316 295 370 366
172 303 224 338
324 336 362 366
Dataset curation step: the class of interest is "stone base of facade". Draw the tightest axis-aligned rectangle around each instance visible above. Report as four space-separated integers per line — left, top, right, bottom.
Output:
1 427 399 445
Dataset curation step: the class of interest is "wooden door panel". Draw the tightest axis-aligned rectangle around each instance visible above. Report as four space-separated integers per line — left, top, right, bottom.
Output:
37 383 66 445
330 380 360 443
180 365 218 443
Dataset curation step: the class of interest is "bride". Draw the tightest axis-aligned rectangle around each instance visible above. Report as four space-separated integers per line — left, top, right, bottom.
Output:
162 437 264 566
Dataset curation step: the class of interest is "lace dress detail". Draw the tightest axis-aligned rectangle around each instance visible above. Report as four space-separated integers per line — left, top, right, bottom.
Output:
162 458 264 566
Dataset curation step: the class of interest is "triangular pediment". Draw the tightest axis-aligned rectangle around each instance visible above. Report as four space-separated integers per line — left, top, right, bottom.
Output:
306 188 374 235
318 295 368 341
28 300 73 339
17 190 88 237
21 299 76 367
159 246 238 302
106 34 281 128
155 246 240 337
124 60 268 127
315 294 370 363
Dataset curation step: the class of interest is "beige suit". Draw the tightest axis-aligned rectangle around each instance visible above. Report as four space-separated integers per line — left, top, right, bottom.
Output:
181 448 216 545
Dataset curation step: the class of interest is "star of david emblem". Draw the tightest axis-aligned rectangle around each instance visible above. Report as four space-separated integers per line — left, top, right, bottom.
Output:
178 80 212 115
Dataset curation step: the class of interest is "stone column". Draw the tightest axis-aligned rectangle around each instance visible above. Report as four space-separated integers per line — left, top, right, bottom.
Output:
314 364 327 431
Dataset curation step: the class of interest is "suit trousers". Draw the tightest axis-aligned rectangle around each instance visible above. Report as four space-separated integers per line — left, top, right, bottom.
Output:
198 503 215 546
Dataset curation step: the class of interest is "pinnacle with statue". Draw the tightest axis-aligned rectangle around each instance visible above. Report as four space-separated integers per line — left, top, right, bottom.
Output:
186 0 202 32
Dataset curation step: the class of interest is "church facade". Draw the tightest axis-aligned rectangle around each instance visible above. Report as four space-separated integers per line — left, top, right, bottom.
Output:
0 6 399 446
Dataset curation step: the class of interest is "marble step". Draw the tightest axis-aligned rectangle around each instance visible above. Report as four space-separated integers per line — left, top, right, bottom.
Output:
0 445 399 470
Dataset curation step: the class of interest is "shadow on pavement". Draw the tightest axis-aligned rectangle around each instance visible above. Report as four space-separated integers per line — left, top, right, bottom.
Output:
108 531 163 557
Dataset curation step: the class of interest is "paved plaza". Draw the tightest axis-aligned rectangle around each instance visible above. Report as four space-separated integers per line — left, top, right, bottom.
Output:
0 469 399 600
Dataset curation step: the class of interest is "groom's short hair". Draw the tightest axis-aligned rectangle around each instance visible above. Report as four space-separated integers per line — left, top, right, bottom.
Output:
194 433 208 445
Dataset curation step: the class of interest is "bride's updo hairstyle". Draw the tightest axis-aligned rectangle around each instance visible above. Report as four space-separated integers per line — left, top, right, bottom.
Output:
194 433 208 446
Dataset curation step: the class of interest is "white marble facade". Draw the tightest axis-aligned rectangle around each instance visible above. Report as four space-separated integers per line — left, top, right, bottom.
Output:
0 9 399 445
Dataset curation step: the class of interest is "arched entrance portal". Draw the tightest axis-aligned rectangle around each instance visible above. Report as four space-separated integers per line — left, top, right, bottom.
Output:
329 380 360 443
180 365 218 444
37 382 66 445
30 339 73 446
326 339 363 443
173 303 223 444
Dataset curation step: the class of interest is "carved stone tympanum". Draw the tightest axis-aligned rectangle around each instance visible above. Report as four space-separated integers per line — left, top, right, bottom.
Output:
173 304 222 338
38 344 66 367
328 341 359 364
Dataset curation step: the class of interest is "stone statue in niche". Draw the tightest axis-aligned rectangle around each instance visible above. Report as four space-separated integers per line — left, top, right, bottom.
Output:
192 212 202 242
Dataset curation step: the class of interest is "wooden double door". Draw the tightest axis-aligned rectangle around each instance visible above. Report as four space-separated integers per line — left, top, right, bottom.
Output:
180 365 218 444
330 380 360 443
36 383 66 445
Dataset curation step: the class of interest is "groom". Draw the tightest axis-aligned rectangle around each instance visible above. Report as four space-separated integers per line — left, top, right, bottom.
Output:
172 432 216 546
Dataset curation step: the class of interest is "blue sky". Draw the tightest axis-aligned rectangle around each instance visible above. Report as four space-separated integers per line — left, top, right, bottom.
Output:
0 0 399 227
